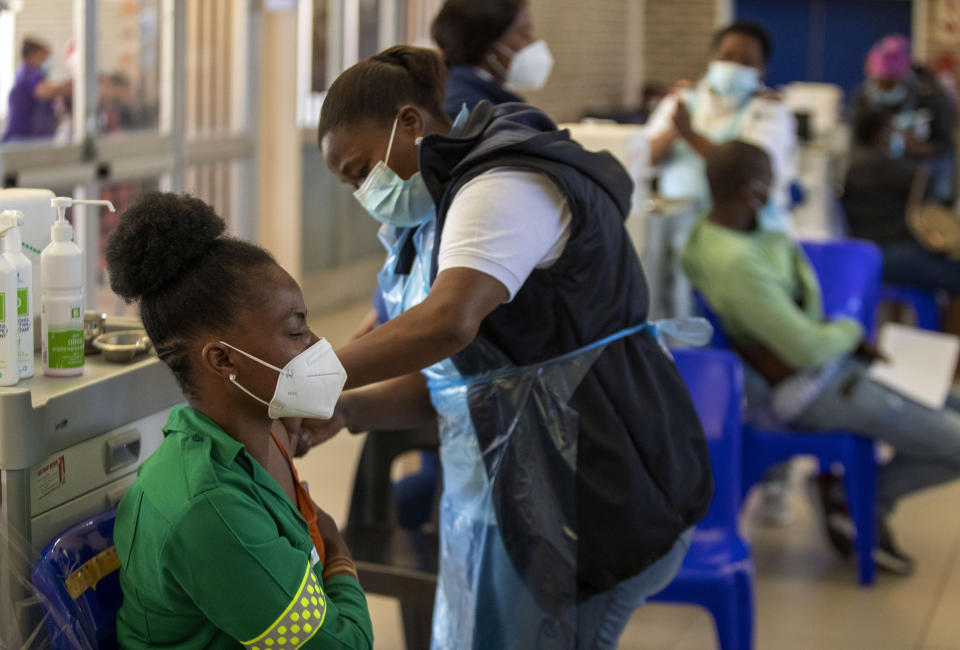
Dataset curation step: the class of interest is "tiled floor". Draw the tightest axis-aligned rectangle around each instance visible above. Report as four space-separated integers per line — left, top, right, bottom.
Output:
298 299 960 650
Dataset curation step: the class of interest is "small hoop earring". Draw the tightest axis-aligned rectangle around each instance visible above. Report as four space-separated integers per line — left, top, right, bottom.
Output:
414 136 423 146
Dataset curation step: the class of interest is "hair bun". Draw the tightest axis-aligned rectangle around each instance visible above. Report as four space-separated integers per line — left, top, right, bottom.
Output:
371 46 445 92
106 192 225 302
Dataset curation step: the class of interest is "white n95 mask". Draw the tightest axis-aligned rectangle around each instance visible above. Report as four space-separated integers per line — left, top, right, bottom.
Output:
496 40 554 91
220 339 347 419
353 114 435 228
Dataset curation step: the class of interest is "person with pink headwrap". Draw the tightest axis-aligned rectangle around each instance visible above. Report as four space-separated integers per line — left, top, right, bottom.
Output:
852 34 956 203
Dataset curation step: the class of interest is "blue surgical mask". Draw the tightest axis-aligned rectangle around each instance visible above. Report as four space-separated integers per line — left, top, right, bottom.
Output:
705 61 760 101
40 60 52 75
353 115 435 228
871 84 908 108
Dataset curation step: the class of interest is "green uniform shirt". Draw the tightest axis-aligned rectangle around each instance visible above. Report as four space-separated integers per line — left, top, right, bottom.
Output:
682 218 863 369
114 406 373 649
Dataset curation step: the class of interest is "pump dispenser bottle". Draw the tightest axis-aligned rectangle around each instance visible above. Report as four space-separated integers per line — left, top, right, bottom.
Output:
41 197 115 377
0 214 24 386
0 210 33 379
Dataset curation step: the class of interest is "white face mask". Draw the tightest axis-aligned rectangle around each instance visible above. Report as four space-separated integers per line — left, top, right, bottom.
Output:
494 40 554 91
220 338 347 420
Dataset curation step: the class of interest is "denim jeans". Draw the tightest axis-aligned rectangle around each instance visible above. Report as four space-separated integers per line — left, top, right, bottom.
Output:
792 359 960 514
575 527 694 649
882 239 960 295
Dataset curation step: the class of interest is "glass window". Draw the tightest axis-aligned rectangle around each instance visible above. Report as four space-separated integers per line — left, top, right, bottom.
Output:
186 0 239 137
312 0 328 94
358 0 381 60
97 0 162 134
1 1 76 147
184 159 254 235
95 177 160 314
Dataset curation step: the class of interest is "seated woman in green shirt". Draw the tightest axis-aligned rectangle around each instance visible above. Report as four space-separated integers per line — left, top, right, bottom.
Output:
105 192 373 649
682 141 960 577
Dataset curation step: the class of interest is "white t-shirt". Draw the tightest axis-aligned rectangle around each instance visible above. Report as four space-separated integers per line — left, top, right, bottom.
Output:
437 168 572 301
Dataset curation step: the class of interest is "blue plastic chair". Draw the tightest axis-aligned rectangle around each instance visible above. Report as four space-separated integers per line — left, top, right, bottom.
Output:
880 285 942 331
32 510 121 650
800 240 882 340
652 349 754 650
695 239 881 586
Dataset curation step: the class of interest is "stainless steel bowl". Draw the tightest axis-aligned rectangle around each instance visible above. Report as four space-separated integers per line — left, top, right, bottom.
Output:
92 330 153 363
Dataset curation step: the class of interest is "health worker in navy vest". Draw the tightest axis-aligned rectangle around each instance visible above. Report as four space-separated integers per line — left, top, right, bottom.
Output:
301 46 713 649
431 0 553 120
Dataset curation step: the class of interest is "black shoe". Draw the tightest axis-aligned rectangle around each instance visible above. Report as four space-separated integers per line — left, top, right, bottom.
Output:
874 518 916 576
815 473 855 557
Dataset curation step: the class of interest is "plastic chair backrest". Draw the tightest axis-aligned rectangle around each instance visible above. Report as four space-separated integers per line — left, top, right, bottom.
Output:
347 423 440 528
693 292 730 349
31 510 121 650
671 348 744 531
799 239 882 336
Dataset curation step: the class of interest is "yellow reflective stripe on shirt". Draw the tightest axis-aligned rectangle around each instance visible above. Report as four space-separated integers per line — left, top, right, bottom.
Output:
241 562 326 649
64 545 121 599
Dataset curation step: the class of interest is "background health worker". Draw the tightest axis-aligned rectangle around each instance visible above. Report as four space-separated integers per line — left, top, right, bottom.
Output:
646 21 797 233
309 46 713 648
431 0 554 119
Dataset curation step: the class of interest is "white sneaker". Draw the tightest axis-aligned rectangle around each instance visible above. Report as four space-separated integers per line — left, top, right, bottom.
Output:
758 481 794 527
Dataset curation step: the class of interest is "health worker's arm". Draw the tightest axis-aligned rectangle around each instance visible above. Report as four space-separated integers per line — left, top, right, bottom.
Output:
646 94 680 165
34 79 70 101
340 373 434 432
336 267 508 389
335 169 568 390
163 489 373 649
673 100 715 159
287 373 436 453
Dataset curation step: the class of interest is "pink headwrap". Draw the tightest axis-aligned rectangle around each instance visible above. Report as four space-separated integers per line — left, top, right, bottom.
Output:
866 34 911 80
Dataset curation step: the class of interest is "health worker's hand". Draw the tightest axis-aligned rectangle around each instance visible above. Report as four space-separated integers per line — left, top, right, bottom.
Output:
672 101 695 140
283 410 347 458
855 341 890 364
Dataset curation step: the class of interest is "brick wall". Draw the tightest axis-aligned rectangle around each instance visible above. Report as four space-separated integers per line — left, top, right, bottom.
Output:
523 0 635 123
924 0 960 66
643 0 718 88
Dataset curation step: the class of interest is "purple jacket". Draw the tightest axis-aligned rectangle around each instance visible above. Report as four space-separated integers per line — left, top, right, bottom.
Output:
3 64 57 142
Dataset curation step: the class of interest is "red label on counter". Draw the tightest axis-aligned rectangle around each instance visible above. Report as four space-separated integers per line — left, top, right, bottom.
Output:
37 456 66 499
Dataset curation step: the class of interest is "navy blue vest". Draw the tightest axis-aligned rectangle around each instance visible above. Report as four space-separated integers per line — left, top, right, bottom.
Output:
443 66 525 120
419 102 714 597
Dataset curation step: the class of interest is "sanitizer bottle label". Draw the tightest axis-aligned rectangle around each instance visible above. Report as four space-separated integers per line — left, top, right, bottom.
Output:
46 304 83 369
17 287 29 368
0 292 9 380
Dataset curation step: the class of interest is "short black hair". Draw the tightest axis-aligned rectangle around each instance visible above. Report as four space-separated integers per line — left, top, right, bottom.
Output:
317 46 448 144
106 192 276 397
706 140 771 203
712 21 772 64
21 38 49 61
431 0 525 67
854 108 893 146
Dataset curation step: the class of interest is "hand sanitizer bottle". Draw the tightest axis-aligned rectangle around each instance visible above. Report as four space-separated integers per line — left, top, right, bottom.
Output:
41 197 115 377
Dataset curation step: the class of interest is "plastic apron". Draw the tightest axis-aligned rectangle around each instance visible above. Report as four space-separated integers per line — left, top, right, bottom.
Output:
659 82 785 231
376 221 712 649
